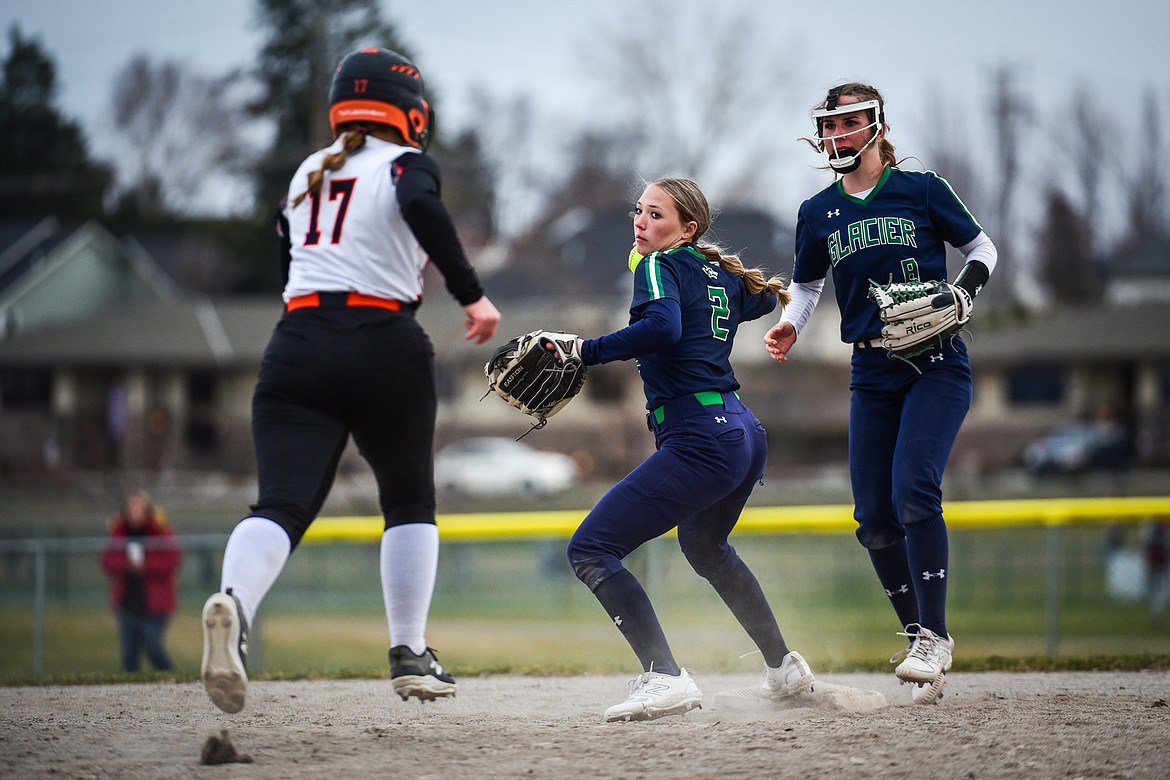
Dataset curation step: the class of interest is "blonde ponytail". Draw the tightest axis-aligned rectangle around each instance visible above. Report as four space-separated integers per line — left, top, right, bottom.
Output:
291 129 369 208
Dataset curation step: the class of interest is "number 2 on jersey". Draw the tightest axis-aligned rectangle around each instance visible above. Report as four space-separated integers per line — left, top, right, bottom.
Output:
708 286 730 341
304 178 356 245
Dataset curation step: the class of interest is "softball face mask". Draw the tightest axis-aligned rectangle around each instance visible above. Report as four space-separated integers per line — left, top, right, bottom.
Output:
811 97 883 174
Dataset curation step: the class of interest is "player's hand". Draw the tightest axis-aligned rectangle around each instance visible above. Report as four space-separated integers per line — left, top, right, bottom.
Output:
763 321 797 363
463 296 501 344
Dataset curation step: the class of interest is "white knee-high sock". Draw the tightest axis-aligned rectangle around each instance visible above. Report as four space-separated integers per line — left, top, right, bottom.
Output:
381 523 439 655
220 516 292 626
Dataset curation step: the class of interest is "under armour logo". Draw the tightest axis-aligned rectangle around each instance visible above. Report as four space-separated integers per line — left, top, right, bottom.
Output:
922 569 946 580
930 353 944 362
827 208 840 218
613 615 623 627
885 584 909 596
714 416 727 424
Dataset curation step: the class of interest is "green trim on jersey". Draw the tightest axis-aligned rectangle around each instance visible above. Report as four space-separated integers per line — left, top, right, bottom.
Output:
835 166 892 205
643 251 665 299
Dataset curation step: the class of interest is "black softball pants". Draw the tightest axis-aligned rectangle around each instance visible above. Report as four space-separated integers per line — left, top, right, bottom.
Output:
249 307 438 547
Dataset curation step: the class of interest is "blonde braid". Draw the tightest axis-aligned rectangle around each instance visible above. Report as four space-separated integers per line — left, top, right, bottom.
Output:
696 243 791 303
290 129 368 208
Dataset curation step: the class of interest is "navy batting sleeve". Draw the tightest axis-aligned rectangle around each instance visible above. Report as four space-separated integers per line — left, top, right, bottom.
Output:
580 298 682 366
740 289 779 323
394 153 484 306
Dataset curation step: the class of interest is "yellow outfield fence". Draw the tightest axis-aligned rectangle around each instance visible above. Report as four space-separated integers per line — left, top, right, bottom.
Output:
303 495 1170 543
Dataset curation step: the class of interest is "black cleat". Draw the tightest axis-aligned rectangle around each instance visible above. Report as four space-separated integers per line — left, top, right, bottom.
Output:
389 645 457 702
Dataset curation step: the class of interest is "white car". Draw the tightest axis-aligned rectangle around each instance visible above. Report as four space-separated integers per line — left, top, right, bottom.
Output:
434 437 578 498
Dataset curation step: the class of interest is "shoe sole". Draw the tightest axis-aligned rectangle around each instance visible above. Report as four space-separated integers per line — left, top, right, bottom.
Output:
905 674 946 705
392 675 458 702
604 696 702 722
202 595 247 714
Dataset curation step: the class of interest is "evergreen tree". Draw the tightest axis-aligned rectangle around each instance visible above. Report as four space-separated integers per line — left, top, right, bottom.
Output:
250 0 413 214
1036 188 1102 304
0 25 110 218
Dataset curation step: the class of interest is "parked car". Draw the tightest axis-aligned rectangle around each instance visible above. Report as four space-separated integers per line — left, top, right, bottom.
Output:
434 437 578 497
1023 423 1132 475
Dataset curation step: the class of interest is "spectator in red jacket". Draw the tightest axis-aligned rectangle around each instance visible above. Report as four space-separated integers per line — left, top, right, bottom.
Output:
100 489 182 672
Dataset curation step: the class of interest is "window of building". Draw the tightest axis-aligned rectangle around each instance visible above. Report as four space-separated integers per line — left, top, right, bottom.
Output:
1 368 52 409
185 371 218 454
1007 367 1064 405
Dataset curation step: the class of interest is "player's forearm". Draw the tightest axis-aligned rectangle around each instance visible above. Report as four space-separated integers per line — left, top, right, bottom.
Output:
778 278 825 334
581 300 681 365
954 232 996 298
401 195 484 306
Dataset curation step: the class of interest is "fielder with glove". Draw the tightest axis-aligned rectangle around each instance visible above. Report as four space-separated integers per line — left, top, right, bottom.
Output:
484 330 587 431
560 177 819 724
762 81 998 706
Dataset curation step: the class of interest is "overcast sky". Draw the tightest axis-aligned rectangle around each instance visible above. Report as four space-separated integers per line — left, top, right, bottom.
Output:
6 0 1170 233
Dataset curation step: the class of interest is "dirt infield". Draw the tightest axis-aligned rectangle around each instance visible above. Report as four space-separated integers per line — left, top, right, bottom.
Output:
5 671 1170 778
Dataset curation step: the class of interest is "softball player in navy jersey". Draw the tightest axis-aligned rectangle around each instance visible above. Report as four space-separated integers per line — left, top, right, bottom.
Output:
764 83 998 704
200 48 500 714
568 178 815 722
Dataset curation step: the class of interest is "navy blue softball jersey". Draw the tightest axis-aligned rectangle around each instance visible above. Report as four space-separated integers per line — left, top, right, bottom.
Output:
793 168 983 345
581 243 777 409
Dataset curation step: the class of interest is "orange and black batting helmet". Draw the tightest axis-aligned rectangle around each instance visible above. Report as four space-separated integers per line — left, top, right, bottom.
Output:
328 48 433 150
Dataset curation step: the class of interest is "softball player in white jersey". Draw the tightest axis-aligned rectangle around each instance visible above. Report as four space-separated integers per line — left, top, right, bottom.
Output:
200 48 500 714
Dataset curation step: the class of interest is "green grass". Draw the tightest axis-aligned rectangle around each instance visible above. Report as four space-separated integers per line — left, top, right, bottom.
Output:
3 526 1168 685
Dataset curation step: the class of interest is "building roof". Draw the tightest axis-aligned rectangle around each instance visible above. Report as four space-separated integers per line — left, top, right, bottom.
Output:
968 301 1170 364
0 296 282 369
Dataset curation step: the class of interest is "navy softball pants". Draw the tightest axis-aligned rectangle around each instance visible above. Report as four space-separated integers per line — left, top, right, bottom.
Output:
249 306 437 547
848 336 972 549
567 391 768 589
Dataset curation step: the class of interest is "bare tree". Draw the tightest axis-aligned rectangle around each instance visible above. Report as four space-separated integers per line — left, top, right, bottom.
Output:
588 2 804 208
1117 88 1169 243
1053 83 1114 253
109 55 261 216
919 82 986 222
988 64 1031 307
